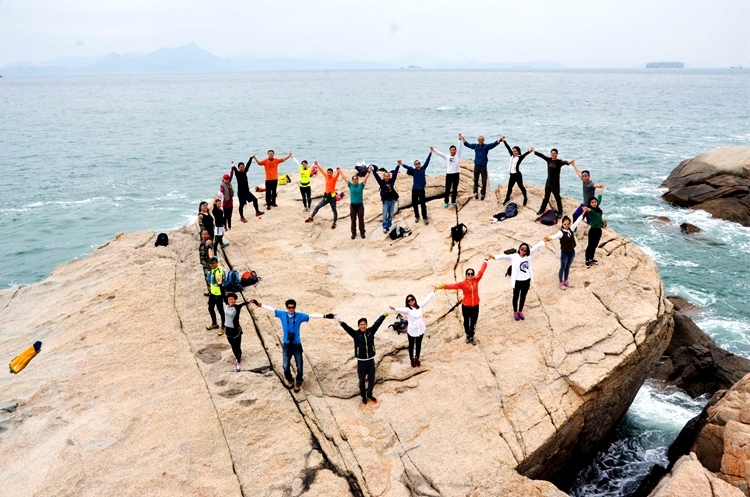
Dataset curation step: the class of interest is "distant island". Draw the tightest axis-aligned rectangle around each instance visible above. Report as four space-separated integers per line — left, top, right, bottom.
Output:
646 62 684 69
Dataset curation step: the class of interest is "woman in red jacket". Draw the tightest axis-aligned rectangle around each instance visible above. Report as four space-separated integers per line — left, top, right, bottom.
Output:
435 260 488 345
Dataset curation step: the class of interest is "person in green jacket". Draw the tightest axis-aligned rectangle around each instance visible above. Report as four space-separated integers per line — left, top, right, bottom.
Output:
585 186 605 267
336 311 388 404
340 169 370 239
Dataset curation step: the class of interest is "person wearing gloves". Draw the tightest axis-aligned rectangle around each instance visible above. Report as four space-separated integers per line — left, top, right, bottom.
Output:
251 298 335 392
432 135 463 209
435 261 487 345
545 214 586 289
401 151 432 224
336 310 389 404
390 292 434 367
224 293 249 372
487 240 546 321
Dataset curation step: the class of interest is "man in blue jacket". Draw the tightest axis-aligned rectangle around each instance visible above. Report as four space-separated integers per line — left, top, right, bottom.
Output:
460 133 502 200
401 151 432 224
371 164 401 233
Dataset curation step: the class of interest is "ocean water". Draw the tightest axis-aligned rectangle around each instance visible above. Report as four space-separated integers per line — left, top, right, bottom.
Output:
2 70 749 495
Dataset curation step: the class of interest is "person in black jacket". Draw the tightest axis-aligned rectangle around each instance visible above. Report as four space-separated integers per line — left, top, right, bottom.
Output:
500 137 533 206
224 293 249 372
336 312 388 404
533 148 576 218
230 160 264 222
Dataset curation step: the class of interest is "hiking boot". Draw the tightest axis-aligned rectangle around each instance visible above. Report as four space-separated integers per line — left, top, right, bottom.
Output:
536 210 544 216
351 233 356 239
271 203 278 207
415 359 421 367
294 380 301 393
235 361 241 372
266 204 272 210
305 217 314 223
240 217 248 223
206 323 219 330
331 222 336 229
518 312 525 320
513 313 520 321
424 218 429 225
360 232 366 239
362 397 368 404
368 396 377 403
383 227 388 233
217 327 225 336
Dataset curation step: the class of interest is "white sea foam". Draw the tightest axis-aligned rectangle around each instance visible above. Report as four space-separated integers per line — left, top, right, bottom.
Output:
435 106 455 111
665 284 718 307
628 381 706 432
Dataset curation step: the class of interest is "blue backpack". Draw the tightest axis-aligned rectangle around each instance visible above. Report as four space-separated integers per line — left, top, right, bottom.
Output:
223 270 243 292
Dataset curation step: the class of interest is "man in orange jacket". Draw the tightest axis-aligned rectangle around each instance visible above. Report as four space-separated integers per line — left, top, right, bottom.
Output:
435 260 488 345
306 164 342 229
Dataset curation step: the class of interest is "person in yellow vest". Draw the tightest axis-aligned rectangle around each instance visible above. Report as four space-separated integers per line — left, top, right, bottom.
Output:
292 156 313 212
9 341 42 374
206 257 226 335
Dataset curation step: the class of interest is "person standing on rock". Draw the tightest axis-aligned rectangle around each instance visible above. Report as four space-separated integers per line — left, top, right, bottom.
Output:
533 148 574 218
306 164 342 229
432 135 463 209
211 198 229 248
340 169 370 239
500 137 533 206
230 160 264 222
460 133 501 201
544 214 586 289
401 151 432 225
206 256 226 334
584 188 605 268
224 293 249 372
198 201 214 237
372 163 401 233
291 156 313 212
251 298 335 392
434 261 488 345
198 229 215 296
487 240 546 321
252 150 293 209
390 292 435 367
570 163 604 224
335 311 389 404
219 173 235 230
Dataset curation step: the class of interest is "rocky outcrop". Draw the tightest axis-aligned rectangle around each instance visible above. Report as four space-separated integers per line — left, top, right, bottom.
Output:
647 453 744 497
661 147 750 226
0 161 672 495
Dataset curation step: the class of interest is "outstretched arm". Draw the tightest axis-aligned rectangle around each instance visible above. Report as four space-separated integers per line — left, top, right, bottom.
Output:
432 147 448 160
339 320 357 338
529 241 546 255
362 171 371 186
503 139 513 156
371 167 384 186
290 155 301 167
279 152 293 162
339 169 349 184
229 163 236 181
369 313 388 335
486 140 501 151
488 253 513 261
422 152 432 170
571 161 584 179
419 291 435 308
474 260 488 282
534 150 550 162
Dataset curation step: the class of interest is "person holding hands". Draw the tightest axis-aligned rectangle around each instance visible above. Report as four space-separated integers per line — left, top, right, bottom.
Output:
306 164 342 229
336 310 389 404
435 260 488 345
487 240 546 321
252 149 293 209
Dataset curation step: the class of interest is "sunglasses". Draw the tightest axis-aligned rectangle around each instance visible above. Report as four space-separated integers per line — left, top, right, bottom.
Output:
467 272 475 276
286 306 296 310
407 297 416 302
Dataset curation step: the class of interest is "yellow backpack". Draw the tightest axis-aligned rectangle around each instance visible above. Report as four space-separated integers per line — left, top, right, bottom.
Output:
278 174 291 186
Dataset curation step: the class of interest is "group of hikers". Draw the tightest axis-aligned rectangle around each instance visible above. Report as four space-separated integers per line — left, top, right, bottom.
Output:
195 134 607 404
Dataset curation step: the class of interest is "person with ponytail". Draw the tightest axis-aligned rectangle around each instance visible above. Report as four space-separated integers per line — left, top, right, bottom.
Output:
545 214 586 289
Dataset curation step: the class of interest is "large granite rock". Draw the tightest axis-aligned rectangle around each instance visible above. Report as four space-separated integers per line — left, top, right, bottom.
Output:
647 453 744 497
661 147 750 226
0 161 671 496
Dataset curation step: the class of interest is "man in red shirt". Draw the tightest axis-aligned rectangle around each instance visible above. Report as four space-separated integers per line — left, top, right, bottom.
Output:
252 149 292 209
306 164 342 229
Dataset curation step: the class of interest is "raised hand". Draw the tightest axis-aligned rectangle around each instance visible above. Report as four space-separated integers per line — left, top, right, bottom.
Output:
530 147 535 153
397 160 403 166
429 146 434 152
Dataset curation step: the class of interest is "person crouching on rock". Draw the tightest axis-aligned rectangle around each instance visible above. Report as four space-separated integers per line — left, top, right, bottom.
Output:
224 293 249 372
206 256 226 334
251 298 335 392
584 187 605 268
487 241 545 321
306 164 342 229
335 311 389 404
390 292 434 367
545 214 586 290
434 260 488 345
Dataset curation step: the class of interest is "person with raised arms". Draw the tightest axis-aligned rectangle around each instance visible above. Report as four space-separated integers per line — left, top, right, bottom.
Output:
252 149 292 209
584 187 605 268
487 240 546 321
371 162 401 233
401 151 432 225
219 173 235 230
305 163 342 229
223 292 249 372
211 197 228 248
460 133 502 201
206 256 226 334
500 137 533 206
335 310 389 404
571 162 604 224
250 298 335 392
198 201 214 237
544 214 586 289
432 135 463 209
291 156 313 212
390 292 434 367
198 229 214 296
339 168 370 239
533 148 575 218
230 160 264 221
434 260 487 345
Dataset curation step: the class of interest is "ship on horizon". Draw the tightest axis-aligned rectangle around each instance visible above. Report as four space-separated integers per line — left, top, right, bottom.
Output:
646 61 684 69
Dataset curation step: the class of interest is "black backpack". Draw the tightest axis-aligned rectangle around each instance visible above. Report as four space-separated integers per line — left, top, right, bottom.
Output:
450 223 468 250
389 226 412 240
493 202 518 222
354 165 372 177
155 233 169 247
388 314 408 334
539 209 558 226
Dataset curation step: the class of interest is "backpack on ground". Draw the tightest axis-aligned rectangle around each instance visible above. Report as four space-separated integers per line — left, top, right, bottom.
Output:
389 225 412 240
354 164 371 177
493 202 518 222
388 314 408 334
278 174 291 186
240 270 260 287
223 270 243 292
154 233 169 247
450 223 468 250
539 209 558 226
335 191 346 202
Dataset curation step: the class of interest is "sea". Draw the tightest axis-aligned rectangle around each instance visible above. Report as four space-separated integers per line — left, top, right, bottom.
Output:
2 69 749 495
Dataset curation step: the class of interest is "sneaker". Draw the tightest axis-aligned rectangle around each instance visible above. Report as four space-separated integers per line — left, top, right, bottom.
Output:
351 233 356 239
266 205 272 210
362 397 368 404
368 396 377 403
240 217 248 223
513 313 520 321
206 323 219 330
235 361 241 372
470 337 477 346
465 336 472 344
564 280 572 288
271 203 278 207
415 217 420 223
361 232 366 239
415 359 421 367
452 203 458 209
559 282 567 290
222 243 230 248
410 358 417 367
217 327 225 336
444 203 449 209
519 312 525 320
592 259 599 265
424 218 429 225
480 195 485 201
331 223 336 229
294 380 301 393
474 193 479 199
536 210 544 216
305 217 314 223
256 211 265 217
585 260 593 268
383 227 388 234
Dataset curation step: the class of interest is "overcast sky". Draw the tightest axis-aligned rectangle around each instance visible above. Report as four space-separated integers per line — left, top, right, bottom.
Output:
1 0 748 67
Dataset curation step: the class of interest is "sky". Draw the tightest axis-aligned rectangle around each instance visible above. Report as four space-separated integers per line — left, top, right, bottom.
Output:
1 0 748 68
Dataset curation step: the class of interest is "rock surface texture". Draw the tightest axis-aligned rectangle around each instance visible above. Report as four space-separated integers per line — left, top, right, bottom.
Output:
0 161 672 496
648 453 744 497
661 147 750 226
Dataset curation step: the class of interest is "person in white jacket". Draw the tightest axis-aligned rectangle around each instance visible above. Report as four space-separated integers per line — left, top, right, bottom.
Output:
487 241 545 321
390 292 434 367
432 135 463 209
544 213 586 289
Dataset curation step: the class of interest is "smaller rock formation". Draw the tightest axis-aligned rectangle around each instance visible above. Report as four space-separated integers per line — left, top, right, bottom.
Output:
679 223 702 234
649 216 672 224
647 453 744 497
661 147 750 227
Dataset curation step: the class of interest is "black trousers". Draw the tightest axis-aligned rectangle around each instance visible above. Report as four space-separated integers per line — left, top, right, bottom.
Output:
412 189 427 219
408 334 423 360
208 294 225 326
225 329 242 362
238 190 260 218
265 179 278 206
444 173 459 204
504 173 527 202
586 227 602 261
512 279 531 313
473 164 488 196
461 304 479 338
539 181 563 214
300 186 312 209
357 358 376 400
350 203 365 235
223 207 233 230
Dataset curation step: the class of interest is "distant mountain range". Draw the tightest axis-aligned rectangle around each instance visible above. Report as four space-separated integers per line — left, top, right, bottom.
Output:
0 42 567 76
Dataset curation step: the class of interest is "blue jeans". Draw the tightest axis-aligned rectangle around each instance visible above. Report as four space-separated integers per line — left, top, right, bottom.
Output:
382 200 396 230
559 251 575 282
572 204 590 224
282 343 304 383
